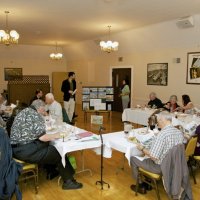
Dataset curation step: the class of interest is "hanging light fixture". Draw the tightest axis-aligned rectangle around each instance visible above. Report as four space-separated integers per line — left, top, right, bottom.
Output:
49 42 63 60
100 25 119 53
0 11 19 46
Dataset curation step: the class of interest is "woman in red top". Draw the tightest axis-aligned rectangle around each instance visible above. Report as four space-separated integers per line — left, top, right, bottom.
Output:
164 95 180 112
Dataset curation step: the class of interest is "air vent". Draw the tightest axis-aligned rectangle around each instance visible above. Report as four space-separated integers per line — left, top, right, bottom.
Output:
176 16 194 29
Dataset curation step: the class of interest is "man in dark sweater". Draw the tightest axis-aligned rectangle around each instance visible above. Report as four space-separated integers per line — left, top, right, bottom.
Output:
61 72 76 122
148 92 163 109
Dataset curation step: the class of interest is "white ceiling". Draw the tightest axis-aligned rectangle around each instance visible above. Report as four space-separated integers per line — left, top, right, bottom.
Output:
1 0 200 46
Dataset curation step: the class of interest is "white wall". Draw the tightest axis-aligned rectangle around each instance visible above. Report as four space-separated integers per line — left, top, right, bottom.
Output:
0 44 67 92
64 15 200 106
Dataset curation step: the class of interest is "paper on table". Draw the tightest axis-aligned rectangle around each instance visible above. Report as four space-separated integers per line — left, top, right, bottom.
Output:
76 131 93 139
72 89 77 96
134 131 155 143
134 155 150 161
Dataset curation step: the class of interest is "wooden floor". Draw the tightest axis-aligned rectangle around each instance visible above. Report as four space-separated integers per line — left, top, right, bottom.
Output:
21 105 200 200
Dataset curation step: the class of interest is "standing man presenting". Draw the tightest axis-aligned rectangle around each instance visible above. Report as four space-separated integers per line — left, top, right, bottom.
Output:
61 72 77 122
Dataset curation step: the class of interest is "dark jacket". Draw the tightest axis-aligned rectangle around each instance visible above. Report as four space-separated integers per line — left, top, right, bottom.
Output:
61 79 76 101
194 125 200 155
161 144 193 200
0 128 22 200
148 98 163 109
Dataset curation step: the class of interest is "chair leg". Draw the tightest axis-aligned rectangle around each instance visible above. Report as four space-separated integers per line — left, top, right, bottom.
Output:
153 179 161 200
135 172 140 196
188 161 197 184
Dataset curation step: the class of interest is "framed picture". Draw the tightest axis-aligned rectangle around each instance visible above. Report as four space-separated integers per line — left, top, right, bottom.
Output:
187 52 200 84
4 68 23 81
82 102 90 110
91 115 103 125
147 63 168 86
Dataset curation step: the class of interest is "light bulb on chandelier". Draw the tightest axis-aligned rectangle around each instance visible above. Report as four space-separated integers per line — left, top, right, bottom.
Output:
0 11 19 46
100 26 119 53
49 43 63 60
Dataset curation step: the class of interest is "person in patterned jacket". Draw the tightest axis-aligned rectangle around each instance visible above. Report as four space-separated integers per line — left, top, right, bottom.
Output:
10 102 82 190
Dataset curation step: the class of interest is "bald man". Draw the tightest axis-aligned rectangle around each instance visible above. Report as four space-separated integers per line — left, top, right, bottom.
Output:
45 93 63 123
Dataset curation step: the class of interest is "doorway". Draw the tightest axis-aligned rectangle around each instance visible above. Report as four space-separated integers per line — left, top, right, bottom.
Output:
112 68 132 112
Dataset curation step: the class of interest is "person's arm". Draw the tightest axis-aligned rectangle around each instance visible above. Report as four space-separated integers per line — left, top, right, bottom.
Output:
39 132 60 142
120 85 130 96
61 80 65 93
136 143 158 161
182 102 194 111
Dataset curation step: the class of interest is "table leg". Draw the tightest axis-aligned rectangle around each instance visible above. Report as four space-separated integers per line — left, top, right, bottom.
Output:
76 150 92 176
116 153 126 174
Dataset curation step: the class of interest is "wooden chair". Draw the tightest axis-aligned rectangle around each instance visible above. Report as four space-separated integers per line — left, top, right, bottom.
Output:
14 158 39 194
135 168 161 200
185 136 198 184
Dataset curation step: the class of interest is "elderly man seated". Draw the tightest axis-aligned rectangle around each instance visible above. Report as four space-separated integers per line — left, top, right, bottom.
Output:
130 113 184 194
147 92 163 109
45 93 63 123
10 101 83 190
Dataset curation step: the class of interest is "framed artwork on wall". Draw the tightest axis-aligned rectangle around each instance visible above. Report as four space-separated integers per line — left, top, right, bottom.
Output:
147 63 168 86
4 68 23 81
187 52 200 84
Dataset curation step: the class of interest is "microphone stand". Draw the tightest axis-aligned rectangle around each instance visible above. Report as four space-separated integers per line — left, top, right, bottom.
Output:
96 126 110 190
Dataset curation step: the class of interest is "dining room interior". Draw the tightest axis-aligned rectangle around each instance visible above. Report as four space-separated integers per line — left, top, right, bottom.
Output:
1 0 200 200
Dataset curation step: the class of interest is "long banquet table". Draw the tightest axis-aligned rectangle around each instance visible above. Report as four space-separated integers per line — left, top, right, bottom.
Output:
122 108 200 128
122 108 156 126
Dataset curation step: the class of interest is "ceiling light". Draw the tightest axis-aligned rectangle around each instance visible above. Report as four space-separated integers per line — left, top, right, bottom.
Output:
0 11 19 46
50 42 63 60
100 26 119 53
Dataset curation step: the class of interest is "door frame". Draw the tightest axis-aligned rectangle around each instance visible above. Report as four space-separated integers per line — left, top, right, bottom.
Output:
109 65 134 108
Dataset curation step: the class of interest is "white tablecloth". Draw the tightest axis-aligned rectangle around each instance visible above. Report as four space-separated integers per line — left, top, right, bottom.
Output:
122 108 156 126
102 128 154 165
48 123 103 166
122 108 200 128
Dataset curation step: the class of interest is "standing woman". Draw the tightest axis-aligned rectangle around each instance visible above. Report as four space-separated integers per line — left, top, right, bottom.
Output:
120 79 130 111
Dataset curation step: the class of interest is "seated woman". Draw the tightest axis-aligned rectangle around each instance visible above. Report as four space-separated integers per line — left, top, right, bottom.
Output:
163 95 180 112
180 94 194 114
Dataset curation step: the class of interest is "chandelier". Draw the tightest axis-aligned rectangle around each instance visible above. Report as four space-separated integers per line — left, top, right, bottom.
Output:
100 25 119 53
49 43 63 60
0 11 19 46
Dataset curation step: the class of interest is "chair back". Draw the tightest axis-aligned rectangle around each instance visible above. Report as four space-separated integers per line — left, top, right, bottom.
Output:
185 136 198 158
62 107 70 124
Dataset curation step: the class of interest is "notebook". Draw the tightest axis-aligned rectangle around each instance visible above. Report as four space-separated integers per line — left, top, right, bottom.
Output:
76 131 93 139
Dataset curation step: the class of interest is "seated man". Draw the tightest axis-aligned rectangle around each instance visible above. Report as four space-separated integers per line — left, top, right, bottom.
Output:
10 101 82 190
30 89 44 105
130 113 184 194
45 93 63 124
147 92 163 109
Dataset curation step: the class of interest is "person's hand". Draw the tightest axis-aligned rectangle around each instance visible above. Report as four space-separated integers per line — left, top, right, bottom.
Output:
136 143 144 151
164 103 170 109
68 90 73 94
54 132 61 140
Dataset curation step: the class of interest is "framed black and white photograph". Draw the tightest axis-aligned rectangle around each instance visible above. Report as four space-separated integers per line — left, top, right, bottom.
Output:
4 68 23 81
187 52 200 84
147 63 168 86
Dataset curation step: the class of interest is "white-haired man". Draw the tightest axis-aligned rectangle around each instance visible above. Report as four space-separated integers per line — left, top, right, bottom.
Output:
147 92 163 109
130 113 184 194
45 93 63 123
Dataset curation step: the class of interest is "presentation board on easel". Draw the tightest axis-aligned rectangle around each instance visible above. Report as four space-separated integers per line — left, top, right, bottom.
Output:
82 86 114 111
